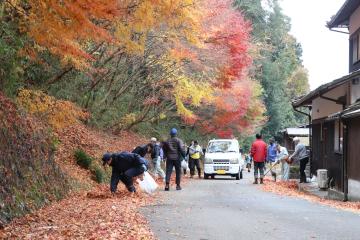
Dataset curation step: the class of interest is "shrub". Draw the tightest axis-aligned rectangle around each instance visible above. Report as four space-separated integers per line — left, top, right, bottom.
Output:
74 149 93 169
92 165 106 183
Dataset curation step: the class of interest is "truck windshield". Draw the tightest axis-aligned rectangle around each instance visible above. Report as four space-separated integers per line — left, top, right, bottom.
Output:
207 141 237 153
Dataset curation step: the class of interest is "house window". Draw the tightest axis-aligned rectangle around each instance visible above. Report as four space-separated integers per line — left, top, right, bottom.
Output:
334 119 343 153
353 35 359 63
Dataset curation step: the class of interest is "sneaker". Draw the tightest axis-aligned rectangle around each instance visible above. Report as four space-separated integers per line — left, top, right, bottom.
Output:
260 178 264 184
165 184 170 191
253 179 258 184
176 185 182 190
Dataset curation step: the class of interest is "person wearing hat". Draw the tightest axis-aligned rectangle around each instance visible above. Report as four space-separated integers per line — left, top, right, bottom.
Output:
288 137 309 183
162 128 186 191
149 137 166 181
102 152 149 193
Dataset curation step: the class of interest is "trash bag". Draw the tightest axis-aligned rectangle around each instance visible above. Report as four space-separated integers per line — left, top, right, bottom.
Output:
137 172 158 194
181 159 188 170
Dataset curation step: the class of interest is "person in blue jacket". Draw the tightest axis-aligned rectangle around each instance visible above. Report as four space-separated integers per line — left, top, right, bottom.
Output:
267 138 277 179
102 152 149 193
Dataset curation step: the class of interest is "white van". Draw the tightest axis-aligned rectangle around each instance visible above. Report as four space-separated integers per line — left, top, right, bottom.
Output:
204 139 244 180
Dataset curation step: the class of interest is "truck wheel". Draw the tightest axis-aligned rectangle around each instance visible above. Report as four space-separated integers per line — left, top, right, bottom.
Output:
204 174 209 179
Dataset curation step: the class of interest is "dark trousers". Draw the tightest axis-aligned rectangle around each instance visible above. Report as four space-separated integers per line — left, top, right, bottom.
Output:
300 157 309 183
189 157 201 176
166 159 181 185
110 167 144 193
254 162 265 179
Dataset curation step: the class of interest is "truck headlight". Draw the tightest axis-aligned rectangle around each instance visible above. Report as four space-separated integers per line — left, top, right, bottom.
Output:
230 158 239 164
205 157 212 164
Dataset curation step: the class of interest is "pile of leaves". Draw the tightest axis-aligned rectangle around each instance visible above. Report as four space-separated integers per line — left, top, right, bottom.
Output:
261 179 360 213
1 185 156 239
0 92 70 226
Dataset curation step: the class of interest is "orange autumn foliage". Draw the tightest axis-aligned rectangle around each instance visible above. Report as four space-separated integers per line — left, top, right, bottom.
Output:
16 89 89 129
26 0 124 68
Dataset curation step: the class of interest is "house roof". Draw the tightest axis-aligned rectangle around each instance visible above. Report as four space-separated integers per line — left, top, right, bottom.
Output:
342 102 360 118
282 128 310 137
292 70 360 108
327 0 360 29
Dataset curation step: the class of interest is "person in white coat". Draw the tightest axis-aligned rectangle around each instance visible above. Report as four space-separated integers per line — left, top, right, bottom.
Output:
275 144 289 181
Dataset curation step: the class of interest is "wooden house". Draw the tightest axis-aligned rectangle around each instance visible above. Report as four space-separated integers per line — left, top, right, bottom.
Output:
293 0 360 200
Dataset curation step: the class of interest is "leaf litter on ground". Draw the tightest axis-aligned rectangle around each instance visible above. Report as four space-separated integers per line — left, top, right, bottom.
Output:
261 178 360 214
0 120 192 239
2 184 158 240
0 121 162 239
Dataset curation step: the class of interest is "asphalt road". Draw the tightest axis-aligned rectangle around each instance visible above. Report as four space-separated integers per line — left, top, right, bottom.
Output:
142 171 360 240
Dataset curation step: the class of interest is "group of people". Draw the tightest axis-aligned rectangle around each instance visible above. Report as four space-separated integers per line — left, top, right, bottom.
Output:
101 130 309 194
248 133 309 184
102 128 204 194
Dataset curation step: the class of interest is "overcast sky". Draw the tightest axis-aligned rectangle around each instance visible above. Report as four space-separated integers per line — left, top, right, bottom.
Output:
280 0 349 90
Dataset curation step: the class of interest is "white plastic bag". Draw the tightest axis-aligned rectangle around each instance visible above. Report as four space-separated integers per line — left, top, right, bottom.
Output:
137 172 158 194
181 159 188 170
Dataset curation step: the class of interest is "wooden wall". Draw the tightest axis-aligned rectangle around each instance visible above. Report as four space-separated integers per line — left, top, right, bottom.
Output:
312 121 344 192
347 118 360 182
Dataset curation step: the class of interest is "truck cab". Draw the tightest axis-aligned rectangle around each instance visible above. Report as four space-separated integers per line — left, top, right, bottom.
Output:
204 139 244 180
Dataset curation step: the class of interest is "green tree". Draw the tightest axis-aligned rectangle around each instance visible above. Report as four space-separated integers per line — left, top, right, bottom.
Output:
234 0 310 140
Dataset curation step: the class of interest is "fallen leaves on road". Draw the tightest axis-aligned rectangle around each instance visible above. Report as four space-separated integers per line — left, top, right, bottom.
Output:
1 185 156 240
261 179 360 214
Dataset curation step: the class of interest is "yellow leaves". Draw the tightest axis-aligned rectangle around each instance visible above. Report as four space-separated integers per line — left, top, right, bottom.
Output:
173 76 213 118
115 22 145 54
16 89 89 130
159 113 167 120
112 0 202 56
175 96 194 119
117 113 138 129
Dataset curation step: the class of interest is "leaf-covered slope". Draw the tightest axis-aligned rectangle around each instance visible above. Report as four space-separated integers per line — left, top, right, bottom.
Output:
0 92 70 226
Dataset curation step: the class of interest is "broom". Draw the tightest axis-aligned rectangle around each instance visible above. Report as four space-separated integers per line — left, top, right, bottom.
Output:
264 156 289 181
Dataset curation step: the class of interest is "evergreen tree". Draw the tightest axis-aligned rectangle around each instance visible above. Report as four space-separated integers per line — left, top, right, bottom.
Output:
234 0 310 140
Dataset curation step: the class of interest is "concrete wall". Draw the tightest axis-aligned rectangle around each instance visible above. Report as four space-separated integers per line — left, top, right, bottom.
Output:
348 179 360 201
350 6 360 35
311 86 346 120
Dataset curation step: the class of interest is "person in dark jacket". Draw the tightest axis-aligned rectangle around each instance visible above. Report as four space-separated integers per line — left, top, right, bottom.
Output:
132 144 151 158
102 152 149 193
162 128 186 191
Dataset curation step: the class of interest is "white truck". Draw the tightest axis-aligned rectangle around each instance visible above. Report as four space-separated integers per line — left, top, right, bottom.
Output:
204 139 244 180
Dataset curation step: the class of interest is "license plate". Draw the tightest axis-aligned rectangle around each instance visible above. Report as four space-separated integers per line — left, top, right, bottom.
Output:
216 170 226 174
